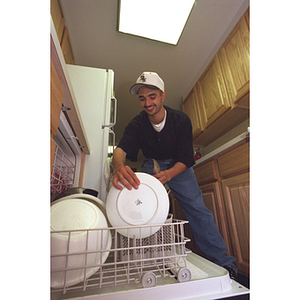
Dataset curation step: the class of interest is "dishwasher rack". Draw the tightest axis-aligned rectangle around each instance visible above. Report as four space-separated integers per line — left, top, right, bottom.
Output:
51 143 76 195
51 219 191 296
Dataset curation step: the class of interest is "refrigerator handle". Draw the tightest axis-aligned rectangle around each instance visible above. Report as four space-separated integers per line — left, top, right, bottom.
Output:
102 97 117 129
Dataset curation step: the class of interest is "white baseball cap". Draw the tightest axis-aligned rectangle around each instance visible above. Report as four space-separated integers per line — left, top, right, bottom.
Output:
130 72 165 95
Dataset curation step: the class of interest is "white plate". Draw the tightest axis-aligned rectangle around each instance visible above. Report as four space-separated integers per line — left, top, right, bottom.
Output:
51 199 111 289
106 172 169 238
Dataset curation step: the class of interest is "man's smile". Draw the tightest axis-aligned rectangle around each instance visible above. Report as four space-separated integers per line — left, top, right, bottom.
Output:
144 104 156 113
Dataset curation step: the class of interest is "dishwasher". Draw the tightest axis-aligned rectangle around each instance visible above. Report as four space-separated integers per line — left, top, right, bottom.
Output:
50 217 249 300
51 113 249 299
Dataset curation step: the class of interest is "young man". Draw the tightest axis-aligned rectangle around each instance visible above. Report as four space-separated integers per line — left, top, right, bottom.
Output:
112 71 237 278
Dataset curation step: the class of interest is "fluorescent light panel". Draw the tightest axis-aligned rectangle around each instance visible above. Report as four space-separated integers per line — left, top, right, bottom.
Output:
118 0 195 45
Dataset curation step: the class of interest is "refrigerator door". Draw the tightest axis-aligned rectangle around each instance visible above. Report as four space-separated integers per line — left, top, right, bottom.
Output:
100 69 115 201
66 65 115 201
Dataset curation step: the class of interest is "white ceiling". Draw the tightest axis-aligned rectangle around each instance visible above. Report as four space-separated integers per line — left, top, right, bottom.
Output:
59 0 249 143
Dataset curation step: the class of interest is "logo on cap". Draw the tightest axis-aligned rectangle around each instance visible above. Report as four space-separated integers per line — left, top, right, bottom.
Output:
140 74 146 82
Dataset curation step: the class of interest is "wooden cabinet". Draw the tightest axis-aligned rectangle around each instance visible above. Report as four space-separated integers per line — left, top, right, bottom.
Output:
218 142 249 178
183 8 249 147
51 0 64 42
217 141 249 275
194 160 217 184
182 87 203 138
172 139 250 276
195 54 231 128
51 0 75 65
193 159 233 258
221 172 249 275
200 182 232 256
219 9 250 105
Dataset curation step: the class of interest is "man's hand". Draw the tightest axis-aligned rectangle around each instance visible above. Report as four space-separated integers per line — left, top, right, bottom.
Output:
154 162 187 185
113 165 140 190
112 147 140 190
154 170 170 186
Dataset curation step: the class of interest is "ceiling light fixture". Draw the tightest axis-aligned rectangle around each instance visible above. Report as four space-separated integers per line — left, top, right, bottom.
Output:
118 0 195 45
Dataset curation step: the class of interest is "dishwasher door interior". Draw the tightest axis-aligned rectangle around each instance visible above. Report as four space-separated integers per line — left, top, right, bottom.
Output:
51 251 249 300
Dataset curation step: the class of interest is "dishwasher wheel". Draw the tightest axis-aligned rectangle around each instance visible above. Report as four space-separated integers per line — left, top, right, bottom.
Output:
177 267 191 282
142 272 157 288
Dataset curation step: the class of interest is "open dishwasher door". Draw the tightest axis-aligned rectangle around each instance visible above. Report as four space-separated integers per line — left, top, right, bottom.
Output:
51 219 249 300
51 252 249 300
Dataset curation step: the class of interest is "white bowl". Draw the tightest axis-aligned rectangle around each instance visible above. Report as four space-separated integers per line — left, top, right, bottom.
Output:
51 199 111 289
106 172 169 238
54 193 108 222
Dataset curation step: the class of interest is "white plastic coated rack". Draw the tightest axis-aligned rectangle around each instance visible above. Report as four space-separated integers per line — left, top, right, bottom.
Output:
51 219 191 297
50 143 76 195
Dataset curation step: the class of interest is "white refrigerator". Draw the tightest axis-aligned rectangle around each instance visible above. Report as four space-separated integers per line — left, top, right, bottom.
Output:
66 64 116 202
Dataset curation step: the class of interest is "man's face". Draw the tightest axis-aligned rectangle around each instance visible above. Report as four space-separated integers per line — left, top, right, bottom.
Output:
138 86 166 117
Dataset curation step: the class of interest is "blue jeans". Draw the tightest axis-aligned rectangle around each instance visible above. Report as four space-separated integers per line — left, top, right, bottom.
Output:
141 158 236 271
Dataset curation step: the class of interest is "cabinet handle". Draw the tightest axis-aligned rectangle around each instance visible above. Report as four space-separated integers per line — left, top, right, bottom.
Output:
102 97 117 129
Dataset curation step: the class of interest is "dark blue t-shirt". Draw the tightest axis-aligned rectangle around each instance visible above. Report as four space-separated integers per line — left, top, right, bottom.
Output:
117 106 195 168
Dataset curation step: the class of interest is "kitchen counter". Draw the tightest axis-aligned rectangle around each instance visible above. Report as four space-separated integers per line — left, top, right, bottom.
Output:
194 129 249 166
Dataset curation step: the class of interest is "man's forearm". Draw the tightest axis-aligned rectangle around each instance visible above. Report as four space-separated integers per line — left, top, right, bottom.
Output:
112 147 127 172
166 162 187 180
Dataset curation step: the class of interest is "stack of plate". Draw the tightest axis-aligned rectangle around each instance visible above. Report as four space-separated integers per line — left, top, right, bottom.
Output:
51 196 111 289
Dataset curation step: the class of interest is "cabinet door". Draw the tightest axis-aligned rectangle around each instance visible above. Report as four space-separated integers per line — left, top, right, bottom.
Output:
182 87 203 138
221 172 249 276
201 182 232 256
195 53 230 128
218 142 249 178
219 10 250 105
194 160 218 185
